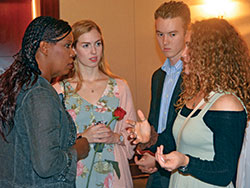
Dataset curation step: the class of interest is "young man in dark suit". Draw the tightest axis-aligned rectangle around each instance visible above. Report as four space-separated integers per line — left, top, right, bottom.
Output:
135 1 191 188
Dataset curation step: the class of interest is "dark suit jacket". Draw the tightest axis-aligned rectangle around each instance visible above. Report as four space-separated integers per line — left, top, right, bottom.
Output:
148 67 182 154
146 68 182 181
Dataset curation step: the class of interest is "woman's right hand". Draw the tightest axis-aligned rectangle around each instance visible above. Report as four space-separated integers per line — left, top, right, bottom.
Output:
73 137 90 161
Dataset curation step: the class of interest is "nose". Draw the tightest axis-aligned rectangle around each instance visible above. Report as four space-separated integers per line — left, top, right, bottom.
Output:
163 34 169 45
91 45 97 54
69 47 75 58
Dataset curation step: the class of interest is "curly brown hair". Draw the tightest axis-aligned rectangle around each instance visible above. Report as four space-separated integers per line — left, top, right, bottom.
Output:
177 18 250 119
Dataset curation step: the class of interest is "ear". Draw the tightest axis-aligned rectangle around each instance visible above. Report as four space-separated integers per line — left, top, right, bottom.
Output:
39 41 50 55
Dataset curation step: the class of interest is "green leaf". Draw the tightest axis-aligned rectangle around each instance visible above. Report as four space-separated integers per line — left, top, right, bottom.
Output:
105 160 120 179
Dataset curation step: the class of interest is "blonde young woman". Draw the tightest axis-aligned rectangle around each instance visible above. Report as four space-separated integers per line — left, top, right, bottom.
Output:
54 20 136 188
128 18 250 188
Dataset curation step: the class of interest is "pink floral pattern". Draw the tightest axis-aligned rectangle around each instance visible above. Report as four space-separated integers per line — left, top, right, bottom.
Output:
95 100 109 113
60 78 119 187
67 109 77 121
113 85 119 98
76 161 89 178
104 173 113 188
76 161 84 176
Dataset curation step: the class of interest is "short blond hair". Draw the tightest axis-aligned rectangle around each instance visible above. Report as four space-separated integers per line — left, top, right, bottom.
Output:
154 1 191 31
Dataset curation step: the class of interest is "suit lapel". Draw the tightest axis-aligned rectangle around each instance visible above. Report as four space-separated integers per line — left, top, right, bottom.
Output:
151 69 166 131
156 70 166 110
155 70 166 125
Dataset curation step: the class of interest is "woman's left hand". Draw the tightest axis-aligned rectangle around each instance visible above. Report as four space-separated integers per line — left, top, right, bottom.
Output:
155 145 189 172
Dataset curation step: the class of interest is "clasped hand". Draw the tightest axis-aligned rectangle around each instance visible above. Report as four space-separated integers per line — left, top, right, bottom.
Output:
134 153 158 174
77 124 118 144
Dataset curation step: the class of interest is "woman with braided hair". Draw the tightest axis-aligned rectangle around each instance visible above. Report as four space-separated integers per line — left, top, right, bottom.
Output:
0 16 89 187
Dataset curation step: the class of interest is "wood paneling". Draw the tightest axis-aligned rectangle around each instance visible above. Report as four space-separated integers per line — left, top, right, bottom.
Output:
0 0 32 57
40 0 59 19
0 0 59 70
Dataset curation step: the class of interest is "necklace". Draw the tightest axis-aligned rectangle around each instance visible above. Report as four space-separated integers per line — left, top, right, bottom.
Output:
87 85 95 93
83 75 101 93
83 82 95 93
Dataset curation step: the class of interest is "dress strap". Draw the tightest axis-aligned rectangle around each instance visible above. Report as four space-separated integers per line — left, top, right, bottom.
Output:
197 92 225 118
176 91 215 148
198 92 246 118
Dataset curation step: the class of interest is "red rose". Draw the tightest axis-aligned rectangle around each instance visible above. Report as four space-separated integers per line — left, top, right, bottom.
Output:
113 107 126 120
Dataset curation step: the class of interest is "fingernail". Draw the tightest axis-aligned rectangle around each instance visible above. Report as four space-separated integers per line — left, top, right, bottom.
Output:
160 156 165 163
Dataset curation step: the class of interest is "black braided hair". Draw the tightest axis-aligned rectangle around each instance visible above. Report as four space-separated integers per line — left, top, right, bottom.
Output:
0 16 71 141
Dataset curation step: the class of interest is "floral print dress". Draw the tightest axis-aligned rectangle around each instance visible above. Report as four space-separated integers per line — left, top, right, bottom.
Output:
60 78 119 188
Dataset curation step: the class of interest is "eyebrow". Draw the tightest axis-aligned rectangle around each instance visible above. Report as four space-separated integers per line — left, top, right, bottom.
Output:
64 39 73 44
80 39 102 44
156 30 178 34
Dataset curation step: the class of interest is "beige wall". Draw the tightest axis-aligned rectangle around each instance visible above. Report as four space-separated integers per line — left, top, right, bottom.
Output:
60 0 250 118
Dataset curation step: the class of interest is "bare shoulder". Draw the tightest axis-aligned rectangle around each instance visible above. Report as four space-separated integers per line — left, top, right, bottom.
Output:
52 82 63 94
210 94 244 111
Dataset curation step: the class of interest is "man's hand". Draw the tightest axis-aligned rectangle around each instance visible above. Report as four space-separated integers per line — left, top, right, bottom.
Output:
135 153 158 174
126 110 151 144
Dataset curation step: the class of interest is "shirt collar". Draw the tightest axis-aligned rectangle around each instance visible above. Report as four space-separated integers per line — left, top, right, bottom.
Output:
161 58 183 75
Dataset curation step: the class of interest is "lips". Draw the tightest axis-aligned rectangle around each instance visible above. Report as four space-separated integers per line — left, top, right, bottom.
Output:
163 47 171 51
89 56 98 63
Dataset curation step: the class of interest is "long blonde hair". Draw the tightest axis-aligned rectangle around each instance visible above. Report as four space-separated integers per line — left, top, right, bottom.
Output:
69 20 119 92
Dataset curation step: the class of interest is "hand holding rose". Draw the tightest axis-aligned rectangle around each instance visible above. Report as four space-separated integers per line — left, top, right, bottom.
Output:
78 124 118 144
